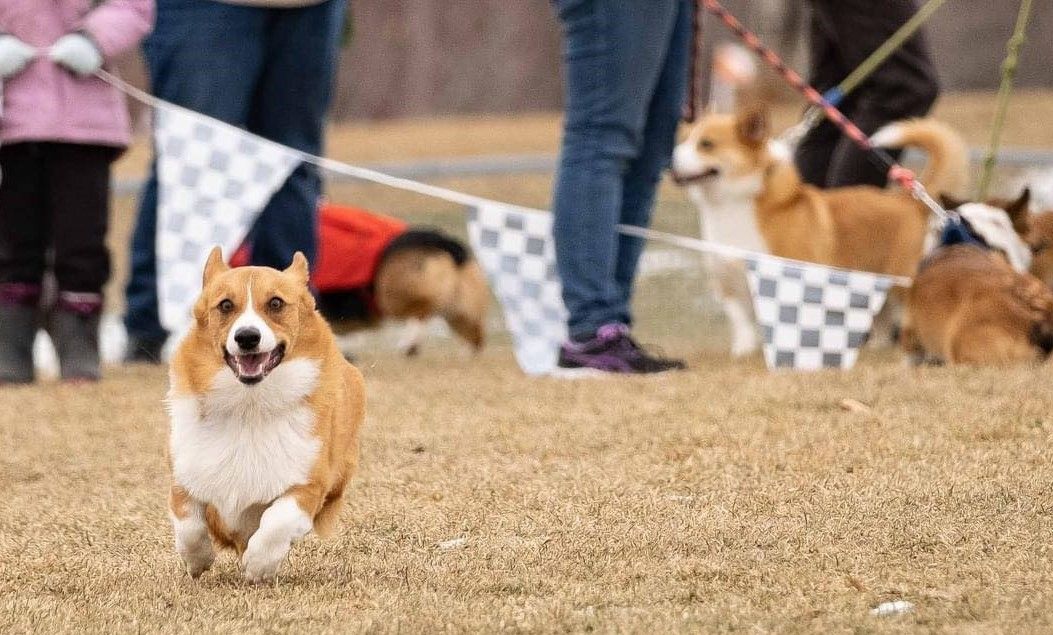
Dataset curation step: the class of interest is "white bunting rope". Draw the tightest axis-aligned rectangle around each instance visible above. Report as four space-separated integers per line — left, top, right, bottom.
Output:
616 225 913 287
98 69 913 289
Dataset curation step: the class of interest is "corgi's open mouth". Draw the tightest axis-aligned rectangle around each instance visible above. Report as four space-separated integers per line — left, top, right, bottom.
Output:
224 343 286 385
671 167 719 185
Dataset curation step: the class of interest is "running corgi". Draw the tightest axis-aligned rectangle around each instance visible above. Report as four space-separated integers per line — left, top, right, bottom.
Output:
166 248 365 583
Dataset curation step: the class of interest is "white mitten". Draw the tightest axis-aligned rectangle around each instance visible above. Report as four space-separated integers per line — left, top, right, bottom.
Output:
0 35 37 79
49 33 103 77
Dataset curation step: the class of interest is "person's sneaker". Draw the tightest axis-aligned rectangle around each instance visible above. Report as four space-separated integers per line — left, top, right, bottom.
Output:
125 336 166 364
556 323 686 375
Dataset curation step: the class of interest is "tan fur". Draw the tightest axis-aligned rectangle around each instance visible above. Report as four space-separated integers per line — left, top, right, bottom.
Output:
902 245 1053 365
683 110 968 279
1028 211 1053 287
373 251 489 351
168 248 365 552
877 118 970 199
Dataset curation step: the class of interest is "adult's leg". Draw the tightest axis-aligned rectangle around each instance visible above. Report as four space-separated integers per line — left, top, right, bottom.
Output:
123 0 267 344
810 0 939 188
793 8 848 187
551 0 683 339
246 0 345 269
613 0 693 324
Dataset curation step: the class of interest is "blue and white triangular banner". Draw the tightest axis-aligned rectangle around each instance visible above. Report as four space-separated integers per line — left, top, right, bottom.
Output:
467 202 567 375
745 255 892 371
154 105 300 331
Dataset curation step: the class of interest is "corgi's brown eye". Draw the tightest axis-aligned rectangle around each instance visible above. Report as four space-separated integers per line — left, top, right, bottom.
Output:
698 139 715 150
218 299 234 314
268 297 285 311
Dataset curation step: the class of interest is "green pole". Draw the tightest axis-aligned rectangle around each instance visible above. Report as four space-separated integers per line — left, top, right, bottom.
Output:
976 0 1034 200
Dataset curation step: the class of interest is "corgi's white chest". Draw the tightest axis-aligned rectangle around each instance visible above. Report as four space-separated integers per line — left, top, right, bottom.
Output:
695 189 767 253
167 359 322 525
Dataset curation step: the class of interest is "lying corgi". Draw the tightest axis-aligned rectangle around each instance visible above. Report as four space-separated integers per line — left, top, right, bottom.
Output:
316 228 490 357
1028 210 1053 287
233 205 490 358
166 248 365 583
901 195 1053 366
672 108 968 355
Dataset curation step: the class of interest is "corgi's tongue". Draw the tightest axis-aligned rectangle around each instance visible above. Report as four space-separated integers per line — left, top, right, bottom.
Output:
234 352 268 378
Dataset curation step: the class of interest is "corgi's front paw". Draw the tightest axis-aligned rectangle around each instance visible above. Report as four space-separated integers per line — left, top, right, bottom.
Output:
730 331 759 358
241 542 288 584
176 539 215 579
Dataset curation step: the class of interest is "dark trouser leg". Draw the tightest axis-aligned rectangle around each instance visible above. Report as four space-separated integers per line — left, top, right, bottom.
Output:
551 0 686 339
46 143 117 381
123 0 267 342
797 0 939 188
795 10 847 187
48 144 115 295
246 0 345 270
0 144 47 382
0 143 48 288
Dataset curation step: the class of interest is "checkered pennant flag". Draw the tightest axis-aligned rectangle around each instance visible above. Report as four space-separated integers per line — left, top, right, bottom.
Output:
745 255 894 371
467 202 568 375
154 105 300 331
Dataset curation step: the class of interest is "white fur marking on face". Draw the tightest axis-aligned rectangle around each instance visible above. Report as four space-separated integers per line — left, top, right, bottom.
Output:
167 358 321 528
226 283 278 354
170 499 214 577
241 495 313 583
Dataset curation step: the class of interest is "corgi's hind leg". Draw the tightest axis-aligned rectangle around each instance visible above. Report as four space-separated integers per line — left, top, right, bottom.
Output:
397 318 426 357
169 485 215 578
950 325 1038 365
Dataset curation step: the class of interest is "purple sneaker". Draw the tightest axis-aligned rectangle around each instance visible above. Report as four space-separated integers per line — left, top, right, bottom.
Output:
557 323 686 375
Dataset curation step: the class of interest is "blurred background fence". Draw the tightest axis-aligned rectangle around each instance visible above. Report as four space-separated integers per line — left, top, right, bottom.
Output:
118 0 1053 122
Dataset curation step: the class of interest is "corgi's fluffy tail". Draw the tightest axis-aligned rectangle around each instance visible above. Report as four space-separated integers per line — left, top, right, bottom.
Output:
870 118 970 198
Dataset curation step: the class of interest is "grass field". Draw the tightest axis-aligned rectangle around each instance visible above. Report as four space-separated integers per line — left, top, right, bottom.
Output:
4 93 1053 632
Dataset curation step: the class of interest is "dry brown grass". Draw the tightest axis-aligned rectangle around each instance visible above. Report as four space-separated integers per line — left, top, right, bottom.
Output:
7 93 1053 632
4 351 1053 633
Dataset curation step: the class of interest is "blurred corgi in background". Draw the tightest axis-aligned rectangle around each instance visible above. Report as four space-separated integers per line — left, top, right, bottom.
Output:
235 204 491 358
901 191 1053 366
672 107 969 356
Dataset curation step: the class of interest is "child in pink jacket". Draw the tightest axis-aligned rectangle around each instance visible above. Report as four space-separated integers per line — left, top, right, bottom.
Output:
0 0 153 383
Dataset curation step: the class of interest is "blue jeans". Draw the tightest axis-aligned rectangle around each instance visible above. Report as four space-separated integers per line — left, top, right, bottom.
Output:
123 0 346 342
551 0 692 339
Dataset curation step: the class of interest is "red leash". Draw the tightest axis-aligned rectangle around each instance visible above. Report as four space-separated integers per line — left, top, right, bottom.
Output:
698 0 946 218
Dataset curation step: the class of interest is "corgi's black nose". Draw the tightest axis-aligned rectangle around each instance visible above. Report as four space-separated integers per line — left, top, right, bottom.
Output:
234 327 261 351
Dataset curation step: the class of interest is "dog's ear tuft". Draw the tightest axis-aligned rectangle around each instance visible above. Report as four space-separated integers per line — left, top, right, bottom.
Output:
202 246 229 286
285 251 310 286
939 193 967 211
735 106 769 147
1006 187 1032 235
192 292 210 327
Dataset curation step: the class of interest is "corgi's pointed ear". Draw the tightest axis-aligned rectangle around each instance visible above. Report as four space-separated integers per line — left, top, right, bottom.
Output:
202 246 228 286
285 251 310 286
1006 187 1032 235
735 106 769 147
